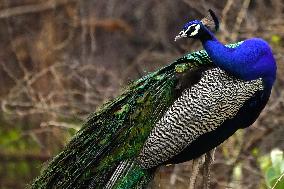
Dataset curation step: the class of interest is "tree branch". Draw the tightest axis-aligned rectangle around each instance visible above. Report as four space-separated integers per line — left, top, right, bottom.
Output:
0 0 76 19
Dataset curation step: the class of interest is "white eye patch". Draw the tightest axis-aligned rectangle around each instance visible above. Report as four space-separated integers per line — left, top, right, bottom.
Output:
184 24 197 33
174 24 200 41
189 24 200 36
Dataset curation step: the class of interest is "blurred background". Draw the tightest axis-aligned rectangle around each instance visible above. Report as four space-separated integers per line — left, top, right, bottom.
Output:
0 0 283 188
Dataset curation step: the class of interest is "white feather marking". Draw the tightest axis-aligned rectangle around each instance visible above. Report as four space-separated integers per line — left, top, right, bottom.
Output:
190 24 200 36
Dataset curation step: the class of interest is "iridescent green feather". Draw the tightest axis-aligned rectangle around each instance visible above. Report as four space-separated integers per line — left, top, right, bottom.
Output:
31 42 243 189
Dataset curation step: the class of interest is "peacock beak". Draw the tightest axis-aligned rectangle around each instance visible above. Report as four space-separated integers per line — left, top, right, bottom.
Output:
174 31 187 41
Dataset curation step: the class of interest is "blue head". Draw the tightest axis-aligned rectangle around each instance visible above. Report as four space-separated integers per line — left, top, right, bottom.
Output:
175 9 219 41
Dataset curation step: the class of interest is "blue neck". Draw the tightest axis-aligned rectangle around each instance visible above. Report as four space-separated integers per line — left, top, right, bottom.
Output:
199 29 276 89
201 37 245 78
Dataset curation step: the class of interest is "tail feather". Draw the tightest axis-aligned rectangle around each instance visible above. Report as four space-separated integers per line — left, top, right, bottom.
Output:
104 159 155 189
105 159 135 189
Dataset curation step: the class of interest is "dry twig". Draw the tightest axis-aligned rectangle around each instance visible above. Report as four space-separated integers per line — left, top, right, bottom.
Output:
0 0 77 19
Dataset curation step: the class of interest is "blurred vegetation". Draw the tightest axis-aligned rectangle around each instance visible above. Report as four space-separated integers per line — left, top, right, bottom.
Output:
258 149 284 189
0 0 283 188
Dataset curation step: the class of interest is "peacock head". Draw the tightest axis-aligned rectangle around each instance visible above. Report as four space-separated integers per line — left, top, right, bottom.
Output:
175 9 219 41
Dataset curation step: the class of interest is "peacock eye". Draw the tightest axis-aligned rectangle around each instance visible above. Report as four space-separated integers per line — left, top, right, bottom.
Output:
185 26 195 35
187 24 201 36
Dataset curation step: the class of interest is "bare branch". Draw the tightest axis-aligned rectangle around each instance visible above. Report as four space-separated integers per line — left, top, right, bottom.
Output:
0 0 77 19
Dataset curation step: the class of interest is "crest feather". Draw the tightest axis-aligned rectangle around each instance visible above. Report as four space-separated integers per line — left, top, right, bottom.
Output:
201 9 219 32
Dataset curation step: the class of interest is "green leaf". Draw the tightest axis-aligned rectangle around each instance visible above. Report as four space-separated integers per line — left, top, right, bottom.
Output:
271 149 283 174
271 35 281 45
258 149 284 189
270 176 284 189
259 155 271 172
252 147 259 157
280 162 284 174
233 163 242 180
266 167 278 187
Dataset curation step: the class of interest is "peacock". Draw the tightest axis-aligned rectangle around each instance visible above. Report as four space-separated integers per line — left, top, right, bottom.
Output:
31 10 276 189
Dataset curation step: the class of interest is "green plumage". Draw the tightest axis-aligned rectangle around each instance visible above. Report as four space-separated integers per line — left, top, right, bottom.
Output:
31 42 242 189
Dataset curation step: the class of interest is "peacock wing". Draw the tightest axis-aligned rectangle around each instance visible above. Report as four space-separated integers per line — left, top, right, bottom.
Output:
137 67 264 169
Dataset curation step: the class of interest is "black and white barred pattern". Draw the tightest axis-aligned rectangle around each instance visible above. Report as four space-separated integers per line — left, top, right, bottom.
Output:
137 68 264 168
